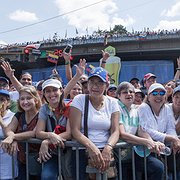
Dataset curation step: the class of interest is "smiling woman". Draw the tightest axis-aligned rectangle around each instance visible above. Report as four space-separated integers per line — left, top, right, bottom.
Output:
69 67 120 180
0 86 42 179
138 83 180 179
35 78 72 180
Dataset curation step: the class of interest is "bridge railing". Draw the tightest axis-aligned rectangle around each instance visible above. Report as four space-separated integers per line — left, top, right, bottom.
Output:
0 137 178 180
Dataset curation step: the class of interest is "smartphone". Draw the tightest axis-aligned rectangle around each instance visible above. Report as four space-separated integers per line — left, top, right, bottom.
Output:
64 44 72 54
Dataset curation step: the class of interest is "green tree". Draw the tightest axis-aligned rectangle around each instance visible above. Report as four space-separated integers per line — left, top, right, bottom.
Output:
112 25 127 34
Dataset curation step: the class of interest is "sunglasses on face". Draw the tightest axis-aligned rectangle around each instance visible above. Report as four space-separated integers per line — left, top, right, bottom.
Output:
151 91 166 96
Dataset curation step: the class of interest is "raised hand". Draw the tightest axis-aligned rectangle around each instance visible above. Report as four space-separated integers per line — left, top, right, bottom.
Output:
102 50 110 62
1 61 15 78
74 58 86 78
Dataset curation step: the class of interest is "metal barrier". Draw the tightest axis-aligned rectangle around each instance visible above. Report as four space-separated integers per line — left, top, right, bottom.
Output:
0 137 179 180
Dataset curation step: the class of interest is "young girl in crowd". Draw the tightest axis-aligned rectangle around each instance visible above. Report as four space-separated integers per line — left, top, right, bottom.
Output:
36 79 72 180
0 86 41 180
0 89 18 180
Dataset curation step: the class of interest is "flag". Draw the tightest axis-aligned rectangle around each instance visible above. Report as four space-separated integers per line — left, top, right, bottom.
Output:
47 53 59 64
65 29 67 38
86 64 95 73
25 43 41 49
75 28 78 34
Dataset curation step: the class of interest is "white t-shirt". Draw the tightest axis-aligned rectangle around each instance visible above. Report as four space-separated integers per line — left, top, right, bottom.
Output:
71 94 119 148
168 103 180 136
138 103 177 143
0 110 18 179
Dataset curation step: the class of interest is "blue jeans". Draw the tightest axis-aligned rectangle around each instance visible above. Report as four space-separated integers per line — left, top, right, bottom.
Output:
135 153 164 180
72 149 88 180
41 155 58 180
168 171 180 180
41 149 72 180
17 161 40 180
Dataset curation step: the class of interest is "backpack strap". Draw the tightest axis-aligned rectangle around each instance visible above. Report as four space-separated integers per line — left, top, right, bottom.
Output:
84 95 89 137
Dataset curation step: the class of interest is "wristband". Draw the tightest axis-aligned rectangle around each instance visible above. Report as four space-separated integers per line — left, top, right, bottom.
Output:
106 142 113 149
176 68 180 71
102 60 106 63
65 61 70 65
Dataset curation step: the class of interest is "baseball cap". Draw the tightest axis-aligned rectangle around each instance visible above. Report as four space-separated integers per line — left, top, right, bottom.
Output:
0 77 9 84
143 73 156 82
135 89 145 98
173 85 180 96
42 79 62 91
0 89 10 97
88 67 109 83
108 84 117 91
148 83 166 95
130 78 139 83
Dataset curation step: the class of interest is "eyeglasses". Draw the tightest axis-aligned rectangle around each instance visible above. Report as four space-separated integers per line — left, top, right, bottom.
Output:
151 91 166 96
88 80 106 87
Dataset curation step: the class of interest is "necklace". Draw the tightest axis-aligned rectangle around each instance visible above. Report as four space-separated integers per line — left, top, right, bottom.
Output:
90 97 104 110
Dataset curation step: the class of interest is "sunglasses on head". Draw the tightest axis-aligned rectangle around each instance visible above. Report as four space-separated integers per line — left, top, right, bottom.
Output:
151 91 166 96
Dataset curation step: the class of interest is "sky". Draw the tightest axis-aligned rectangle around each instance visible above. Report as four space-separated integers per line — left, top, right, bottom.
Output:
1 0 180 45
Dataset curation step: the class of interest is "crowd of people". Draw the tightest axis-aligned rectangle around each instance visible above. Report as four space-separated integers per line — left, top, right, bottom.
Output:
0 49 180 180
1 28 180 50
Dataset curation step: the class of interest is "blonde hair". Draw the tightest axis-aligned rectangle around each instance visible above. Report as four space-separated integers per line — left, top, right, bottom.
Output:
18 85 42 111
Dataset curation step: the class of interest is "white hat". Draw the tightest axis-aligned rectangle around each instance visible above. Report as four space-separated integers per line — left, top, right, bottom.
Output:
42 79 62 90
148 83 166 95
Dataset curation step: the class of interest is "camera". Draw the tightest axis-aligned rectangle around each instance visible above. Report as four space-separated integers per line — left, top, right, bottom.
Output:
64 44 72 54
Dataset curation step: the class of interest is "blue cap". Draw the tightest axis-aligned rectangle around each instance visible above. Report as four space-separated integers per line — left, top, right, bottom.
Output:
88 67 108 82
0 89 10 97
0 77 9 84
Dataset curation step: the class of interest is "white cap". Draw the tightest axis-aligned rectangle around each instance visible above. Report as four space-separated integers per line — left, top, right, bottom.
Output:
148 83 166 95
42 79 62 90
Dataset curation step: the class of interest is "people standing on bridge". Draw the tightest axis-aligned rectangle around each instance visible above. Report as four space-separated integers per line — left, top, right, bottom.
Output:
35 78 72 180
0 85 42 180
116 82 165 180
69 67 120 180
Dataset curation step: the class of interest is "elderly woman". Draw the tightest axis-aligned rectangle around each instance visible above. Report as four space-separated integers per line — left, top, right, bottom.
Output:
69 67 120 180
138 83 180 179
116 82 164 180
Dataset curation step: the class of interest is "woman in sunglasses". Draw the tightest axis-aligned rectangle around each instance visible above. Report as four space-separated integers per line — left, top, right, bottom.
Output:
138 83 180 178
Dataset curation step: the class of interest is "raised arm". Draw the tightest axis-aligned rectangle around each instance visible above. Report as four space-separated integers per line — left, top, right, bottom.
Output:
1 61 23 91
100 50 110 68
63 52 72 81
174 57 180 81
64 59 86 98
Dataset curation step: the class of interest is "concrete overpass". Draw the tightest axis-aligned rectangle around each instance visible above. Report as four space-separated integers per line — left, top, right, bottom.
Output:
0 33 180 79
